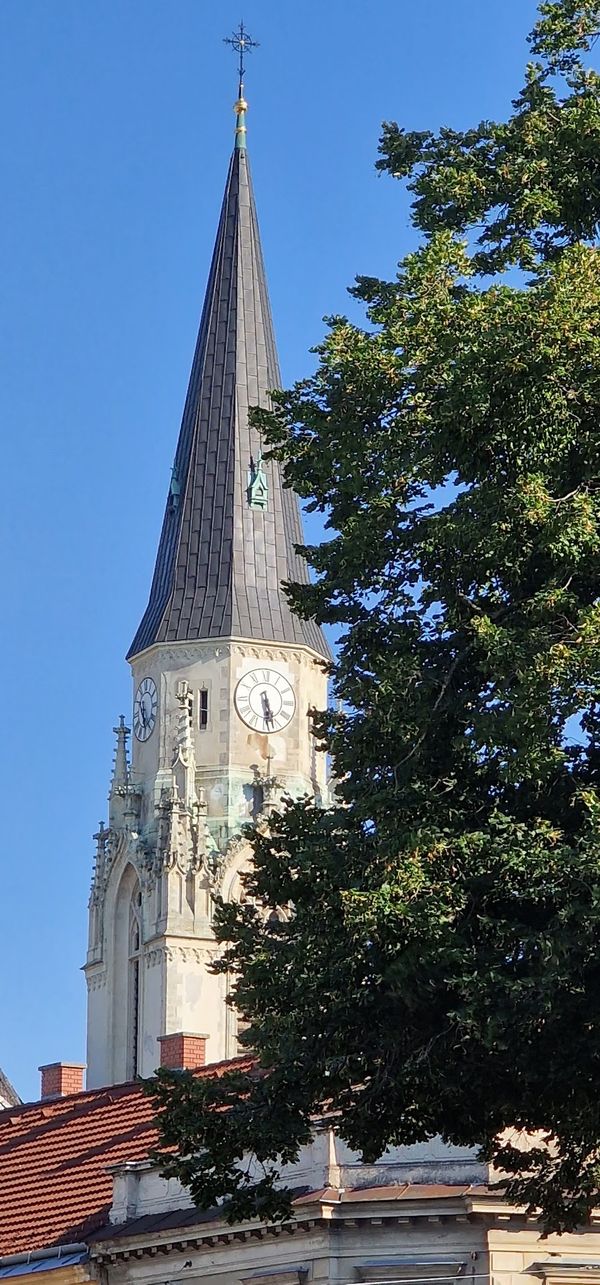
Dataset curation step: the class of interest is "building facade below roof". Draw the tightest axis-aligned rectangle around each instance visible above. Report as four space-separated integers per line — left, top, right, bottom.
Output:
5 1083 600 1285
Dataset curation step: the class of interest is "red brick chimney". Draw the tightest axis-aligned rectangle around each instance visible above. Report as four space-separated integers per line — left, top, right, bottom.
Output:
39 1062 86 1100
158 1033 207 1070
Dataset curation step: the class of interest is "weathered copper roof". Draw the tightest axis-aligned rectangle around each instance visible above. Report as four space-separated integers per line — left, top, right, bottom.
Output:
128 143 329 661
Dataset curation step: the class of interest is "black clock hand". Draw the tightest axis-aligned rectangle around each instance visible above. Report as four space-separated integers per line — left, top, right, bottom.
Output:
261 691 274 727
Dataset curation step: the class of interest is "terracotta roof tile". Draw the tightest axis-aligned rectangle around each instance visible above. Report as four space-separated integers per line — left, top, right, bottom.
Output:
0 1058 252 1257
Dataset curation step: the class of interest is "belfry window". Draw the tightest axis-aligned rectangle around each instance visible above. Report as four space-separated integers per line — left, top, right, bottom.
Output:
198 688 209 730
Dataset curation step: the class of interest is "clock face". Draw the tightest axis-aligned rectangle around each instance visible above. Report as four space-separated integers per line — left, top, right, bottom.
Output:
133 676 158 741
234 668 295 733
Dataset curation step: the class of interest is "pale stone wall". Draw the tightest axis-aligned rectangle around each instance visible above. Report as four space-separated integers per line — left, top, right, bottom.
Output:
129 639 328 834
108 1132 483 1229
331 1135 487 1188
86 636 329 1087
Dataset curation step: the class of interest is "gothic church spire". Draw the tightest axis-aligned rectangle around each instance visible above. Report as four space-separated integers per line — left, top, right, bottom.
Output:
128 82 329 662
86 53 332 1088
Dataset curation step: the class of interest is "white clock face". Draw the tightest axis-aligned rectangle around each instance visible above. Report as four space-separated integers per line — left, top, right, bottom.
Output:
234 668 295 733
134 676 157 741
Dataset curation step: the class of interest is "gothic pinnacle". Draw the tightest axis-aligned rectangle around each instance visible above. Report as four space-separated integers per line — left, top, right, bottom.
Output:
110 715 130 794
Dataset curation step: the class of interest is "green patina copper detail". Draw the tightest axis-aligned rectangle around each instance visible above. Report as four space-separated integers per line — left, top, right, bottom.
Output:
247 451 268 510
169 465 181 511
235 101 247 150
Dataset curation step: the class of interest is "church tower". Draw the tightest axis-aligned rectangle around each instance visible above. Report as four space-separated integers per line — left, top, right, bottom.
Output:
84 67 330 1088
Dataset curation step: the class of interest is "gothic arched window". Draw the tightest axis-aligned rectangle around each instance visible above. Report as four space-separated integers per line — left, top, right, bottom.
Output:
128 884 142 1079
111 864 144 1084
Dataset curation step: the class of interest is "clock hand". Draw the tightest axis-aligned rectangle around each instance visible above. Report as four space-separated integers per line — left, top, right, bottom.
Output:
260 691 274 726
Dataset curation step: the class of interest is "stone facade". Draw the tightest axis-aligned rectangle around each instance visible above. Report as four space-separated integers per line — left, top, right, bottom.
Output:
85 636 328 1086
90 1139 600 1285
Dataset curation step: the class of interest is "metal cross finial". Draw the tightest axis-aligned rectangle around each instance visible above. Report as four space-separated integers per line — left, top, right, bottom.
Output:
224 21 259 89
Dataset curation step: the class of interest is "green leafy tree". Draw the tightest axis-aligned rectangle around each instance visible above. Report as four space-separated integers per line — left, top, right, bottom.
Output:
149 1 600 1233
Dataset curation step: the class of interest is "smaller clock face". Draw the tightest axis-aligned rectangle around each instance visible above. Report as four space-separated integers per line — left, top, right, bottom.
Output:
134 676 158 741
234 668 296 733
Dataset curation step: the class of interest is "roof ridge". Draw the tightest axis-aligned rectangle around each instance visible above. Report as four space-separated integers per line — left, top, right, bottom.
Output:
3 1055 254 1119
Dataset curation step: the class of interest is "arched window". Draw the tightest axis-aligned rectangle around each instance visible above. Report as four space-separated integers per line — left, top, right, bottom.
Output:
111 865 144 1083
128 885 142 1079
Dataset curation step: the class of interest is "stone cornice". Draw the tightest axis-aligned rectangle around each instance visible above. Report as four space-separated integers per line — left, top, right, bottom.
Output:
129 637 330 669
91 1216 318 1264
89 1189 531 1265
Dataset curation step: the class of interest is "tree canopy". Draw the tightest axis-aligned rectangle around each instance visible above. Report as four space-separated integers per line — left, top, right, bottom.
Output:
149 1 600 1233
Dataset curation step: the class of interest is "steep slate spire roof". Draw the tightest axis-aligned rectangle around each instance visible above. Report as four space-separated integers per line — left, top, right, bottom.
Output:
128 121 329 661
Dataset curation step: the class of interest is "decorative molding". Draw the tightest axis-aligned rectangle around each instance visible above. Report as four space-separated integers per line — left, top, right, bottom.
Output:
146 644 230 669
91 1218 317 1264
132 634 327 666
86 970 108 992
145 945 207 968
231 645 307 668
210 832 252 894
145 947 164 968
86 824 146 964
90 1197 485 1267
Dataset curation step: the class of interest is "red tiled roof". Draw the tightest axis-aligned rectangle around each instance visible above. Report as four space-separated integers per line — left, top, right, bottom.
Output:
0 1079 155 1255
0 1059 252 1257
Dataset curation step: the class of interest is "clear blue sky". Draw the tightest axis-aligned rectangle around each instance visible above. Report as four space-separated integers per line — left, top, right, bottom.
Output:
0 0 540 1102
